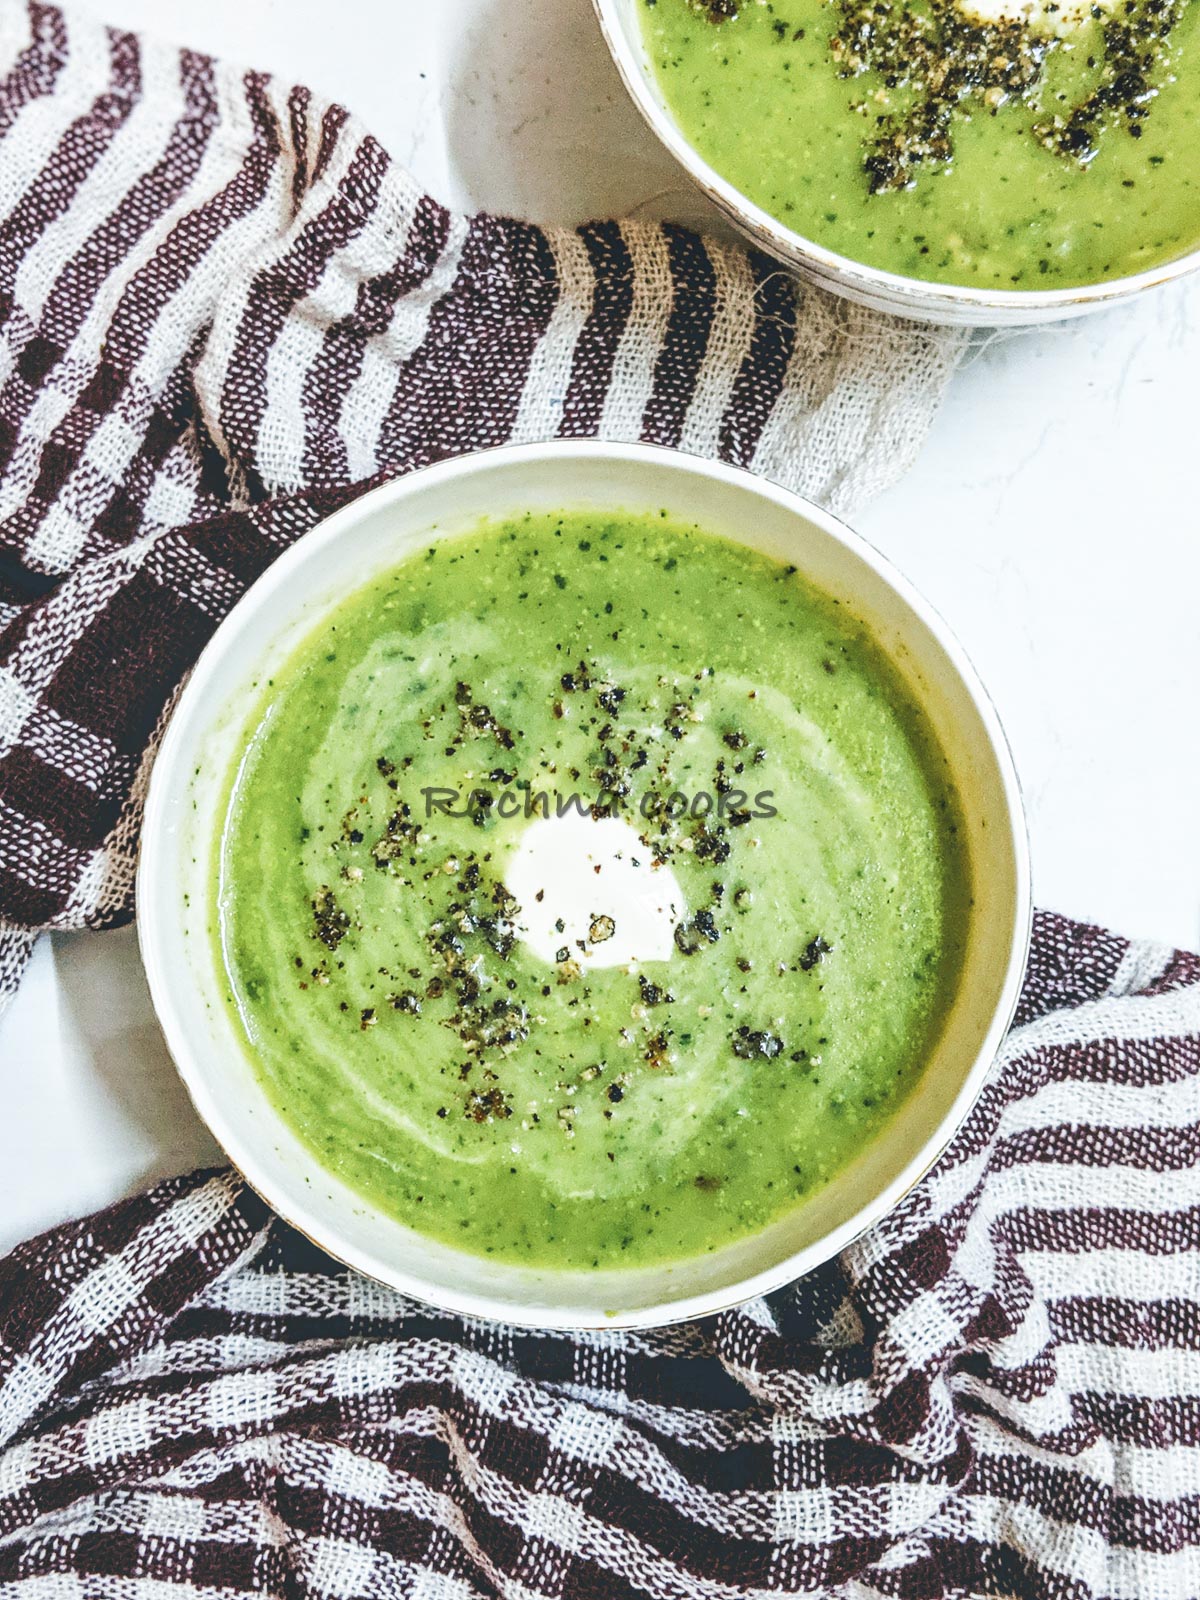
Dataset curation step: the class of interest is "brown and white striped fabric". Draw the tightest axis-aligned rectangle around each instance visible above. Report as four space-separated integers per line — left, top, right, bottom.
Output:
1 911 1198 1598
0 0 966 1006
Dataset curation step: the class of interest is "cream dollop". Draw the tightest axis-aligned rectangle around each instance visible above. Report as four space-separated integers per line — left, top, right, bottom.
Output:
504 811 685 968
955 0 1111 28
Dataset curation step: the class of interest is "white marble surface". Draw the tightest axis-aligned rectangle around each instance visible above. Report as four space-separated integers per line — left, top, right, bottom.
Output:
3 0 1198 1255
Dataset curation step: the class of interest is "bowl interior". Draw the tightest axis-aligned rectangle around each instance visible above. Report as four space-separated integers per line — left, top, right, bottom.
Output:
139 443 1028 1328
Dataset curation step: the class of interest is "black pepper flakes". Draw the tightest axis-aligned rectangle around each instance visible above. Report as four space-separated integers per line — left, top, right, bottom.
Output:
800 936 833 971
312 886 351 950
638 974 675 1006
828 0 1183 191
465 1087 512 1123
644 1031 672 1069
731 1026 785 1061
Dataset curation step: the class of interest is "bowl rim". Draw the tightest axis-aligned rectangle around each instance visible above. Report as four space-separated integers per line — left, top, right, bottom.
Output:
137 439 1032 1329
591 0 1200 322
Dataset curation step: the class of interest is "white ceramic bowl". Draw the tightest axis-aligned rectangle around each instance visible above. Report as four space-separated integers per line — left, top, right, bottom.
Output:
593 0 1200 327
138 441 1030 1329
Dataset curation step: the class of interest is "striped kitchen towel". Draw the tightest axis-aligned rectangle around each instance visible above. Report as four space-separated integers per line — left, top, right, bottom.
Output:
1 911 1198 1598
0 0 965 1007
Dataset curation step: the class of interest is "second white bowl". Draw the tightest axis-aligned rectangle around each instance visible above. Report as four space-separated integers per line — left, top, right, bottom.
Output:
593 0 1200 327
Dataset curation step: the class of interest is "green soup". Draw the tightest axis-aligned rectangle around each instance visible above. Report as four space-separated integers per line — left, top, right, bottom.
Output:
642 0 1200 289
215 513 971 1271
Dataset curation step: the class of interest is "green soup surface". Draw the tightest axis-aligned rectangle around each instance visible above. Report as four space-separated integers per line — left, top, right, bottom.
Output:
641 0 1200 289
215 513 972 1270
